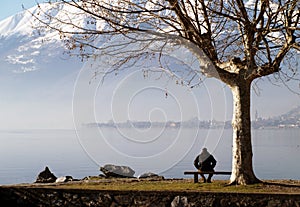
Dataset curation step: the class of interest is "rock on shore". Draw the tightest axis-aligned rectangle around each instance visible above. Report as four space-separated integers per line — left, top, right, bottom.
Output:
100 164 135 178
35 167 57 183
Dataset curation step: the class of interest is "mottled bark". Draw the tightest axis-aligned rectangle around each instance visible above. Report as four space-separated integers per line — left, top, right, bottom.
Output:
229 81 260 185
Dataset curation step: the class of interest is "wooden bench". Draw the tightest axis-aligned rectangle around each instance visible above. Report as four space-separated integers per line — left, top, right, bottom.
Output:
184 171 231 183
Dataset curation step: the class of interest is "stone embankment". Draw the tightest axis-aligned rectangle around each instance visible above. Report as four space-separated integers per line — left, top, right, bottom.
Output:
0 186 299 207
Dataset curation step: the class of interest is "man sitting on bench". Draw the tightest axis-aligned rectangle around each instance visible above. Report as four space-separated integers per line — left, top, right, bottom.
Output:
193 148 217 183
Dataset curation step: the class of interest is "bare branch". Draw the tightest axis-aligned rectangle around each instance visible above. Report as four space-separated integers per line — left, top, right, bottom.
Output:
30 0 299 87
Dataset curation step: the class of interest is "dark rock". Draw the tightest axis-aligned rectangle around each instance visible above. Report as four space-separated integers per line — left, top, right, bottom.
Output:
138 172 164 180
100 164 135 178
35 166 57 183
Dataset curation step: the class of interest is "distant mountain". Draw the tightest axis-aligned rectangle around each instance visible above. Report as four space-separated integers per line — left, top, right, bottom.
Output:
85 106 300 129
281 106 300 120
0 3 92 74
253 106 300 129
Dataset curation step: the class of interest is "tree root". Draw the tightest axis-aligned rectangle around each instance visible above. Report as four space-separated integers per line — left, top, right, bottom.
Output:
227 178 262 186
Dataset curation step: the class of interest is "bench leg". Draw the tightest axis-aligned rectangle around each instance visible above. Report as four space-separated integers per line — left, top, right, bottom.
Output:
193 174 198 183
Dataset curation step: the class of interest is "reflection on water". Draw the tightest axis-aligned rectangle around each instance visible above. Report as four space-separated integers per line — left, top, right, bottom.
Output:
0 128 299 184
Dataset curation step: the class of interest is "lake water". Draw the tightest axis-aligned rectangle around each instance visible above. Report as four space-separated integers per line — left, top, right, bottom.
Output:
0 128 299 185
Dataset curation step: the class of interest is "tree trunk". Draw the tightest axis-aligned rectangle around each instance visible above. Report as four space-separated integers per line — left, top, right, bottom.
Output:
229 81 261 185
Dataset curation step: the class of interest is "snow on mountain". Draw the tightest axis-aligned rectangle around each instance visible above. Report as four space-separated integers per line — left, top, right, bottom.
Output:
0 3 87 72
0 1 109 73
0 2 84 37
0 10 34 37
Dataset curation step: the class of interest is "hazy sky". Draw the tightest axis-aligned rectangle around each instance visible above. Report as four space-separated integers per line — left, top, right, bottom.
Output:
0 0 37 21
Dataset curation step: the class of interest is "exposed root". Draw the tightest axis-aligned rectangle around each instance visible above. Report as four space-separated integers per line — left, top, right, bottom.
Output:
228 178 262 186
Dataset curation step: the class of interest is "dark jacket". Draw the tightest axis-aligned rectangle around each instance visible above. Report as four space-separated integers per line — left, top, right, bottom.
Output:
194 155 217 171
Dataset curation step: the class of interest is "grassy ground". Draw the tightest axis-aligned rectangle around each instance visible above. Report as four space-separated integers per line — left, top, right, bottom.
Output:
18 178 300 194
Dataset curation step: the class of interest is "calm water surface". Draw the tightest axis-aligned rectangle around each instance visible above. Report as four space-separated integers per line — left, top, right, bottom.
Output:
0 128 299 185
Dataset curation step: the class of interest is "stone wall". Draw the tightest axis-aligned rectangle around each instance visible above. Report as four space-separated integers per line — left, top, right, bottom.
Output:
0 187 299 207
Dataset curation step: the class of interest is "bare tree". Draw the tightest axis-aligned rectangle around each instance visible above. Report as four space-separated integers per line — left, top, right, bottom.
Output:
32 0 300 185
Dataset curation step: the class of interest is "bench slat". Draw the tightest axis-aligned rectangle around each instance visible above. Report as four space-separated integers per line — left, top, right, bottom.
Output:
184 171 231 175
